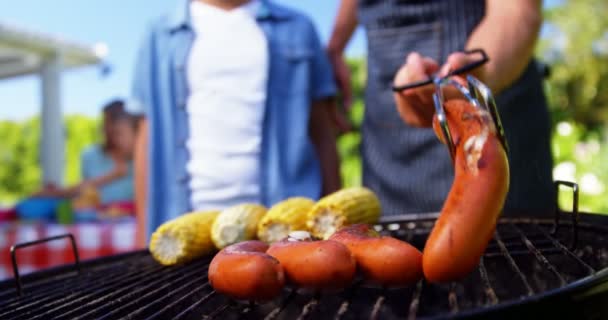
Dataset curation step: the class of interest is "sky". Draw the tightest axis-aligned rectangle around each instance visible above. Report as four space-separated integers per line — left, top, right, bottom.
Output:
0 0 560 121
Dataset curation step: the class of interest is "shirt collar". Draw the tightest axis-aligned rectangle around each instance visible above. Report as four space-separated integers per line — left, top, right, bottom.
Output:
167 0 292 32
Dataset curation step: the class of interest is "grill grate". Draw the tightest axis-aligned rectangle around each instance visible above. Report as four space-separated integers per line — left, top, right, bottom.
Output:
1 215 607 320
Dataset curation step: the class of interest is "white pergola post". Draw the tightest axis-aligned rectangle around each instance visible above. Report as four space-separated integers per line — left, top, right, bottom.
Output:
39 52 64 186
1 22 106 187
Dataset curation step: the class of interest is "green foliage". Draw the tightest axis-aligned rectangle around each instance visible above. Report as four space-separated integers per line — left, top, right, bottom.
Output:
0 118 41 203
338 59 366 188
540 0 608 128
538 0 608 213
552 121 608 213
64 116 102 185
0 116 99 205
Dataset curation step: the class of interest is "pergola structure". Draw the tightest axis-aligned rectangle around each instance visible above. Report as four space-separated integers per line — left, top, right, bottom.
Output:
0 22 105 186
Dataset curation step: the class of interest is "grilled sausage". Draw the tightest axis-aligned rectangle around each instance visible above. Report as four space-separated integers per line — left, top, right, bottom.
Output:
423 99 509 283
330 224 423 287
209 240 284 301
266 231 356 291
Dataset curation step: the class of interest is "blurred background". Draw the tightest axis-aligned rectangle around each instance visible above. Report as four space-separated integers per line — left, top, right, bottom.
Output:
0 0 606 211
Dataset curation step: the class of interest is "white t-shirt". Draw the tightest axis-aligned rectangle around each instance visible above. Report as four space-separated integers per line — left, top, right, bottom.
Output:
186 0 268 210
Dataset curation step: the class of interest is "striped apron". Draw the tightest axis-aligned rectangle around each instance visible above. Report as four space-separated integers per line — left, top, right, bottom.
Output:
358 0 555 216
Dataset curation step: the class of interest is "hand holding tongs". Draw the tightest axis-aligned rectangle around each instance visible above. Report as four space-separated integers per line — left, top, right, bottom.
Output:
392 49 509 161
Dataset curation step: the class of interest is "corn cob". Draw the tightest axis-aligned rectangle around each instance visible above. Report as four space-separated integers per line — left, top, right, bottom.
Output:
257 197 315 243
306 187 381 239
149 210 220 266
211 203 267 249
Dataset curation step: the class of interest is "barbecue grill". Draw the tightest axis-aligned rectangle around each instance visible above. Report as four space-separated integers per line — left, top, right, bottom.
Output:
1 181 607 320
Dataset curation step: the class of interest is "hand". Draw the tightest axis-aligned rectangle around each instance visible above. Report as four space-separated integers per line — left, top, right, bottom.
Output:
438 51 488 86
32 185 73 198
32 189 60 198
329 52 354 112
394 51 489 127
393 52 440 127
329 100 353 135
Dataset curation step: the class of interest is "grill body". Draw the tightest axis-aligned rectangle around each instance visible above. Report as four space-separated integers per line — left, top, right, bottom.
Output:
0 212 607 320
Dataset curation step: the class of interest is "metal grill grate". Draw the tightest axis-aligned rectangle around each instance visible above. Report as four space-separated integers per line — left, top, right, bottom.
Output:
1 214 607 320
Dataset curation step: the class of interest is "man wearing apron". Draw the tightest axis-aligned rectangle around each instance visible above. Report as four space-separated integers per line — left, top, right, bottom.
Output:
328 0 555 216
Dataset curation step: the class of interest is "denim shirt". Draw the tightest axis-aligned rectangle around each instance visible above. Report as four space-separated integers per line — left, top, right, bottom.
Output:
129 0 336 239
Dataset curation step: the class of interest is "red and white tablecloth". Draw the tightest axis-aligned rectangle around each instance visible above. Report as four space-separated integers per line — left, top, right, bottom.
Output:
0 219 137 281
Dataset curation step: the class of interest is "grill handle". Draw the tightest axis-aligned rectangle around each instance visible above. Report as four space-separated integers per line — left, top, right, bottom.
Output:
10 233 81 296
552 180 579 249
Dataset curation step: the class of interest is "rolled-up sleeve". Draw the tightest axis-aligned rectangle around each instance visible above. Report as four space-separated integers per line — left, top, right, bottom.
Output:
306 20 337 101
128 25 155 116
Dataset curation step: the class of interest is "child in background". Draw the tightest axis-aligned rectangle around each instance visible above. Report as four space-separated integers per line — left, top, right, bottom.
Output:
79 103 136 207
28 101 137 219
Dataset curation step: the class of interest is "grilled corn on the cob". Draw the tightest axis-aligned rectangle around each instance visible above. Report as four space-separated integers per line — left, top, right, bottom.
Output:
211 203 267 249
149 210 220 265
257 197 315 243
306 187 381 239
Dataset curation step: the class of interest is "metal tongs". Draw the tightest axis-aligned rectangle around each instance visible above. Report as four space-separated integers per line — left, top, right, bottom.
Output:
392 49 509 161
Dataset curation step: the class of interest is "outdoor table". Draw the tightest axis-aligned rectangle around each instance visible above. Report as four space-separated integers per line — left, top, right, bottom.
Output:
0 218 137 281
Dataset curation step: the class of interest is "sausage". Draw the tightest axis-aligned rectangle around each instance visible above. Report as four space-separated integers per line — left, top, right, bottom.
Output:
423 99 509 283
329 224 423 287
209 240 285 301
266 231 356 291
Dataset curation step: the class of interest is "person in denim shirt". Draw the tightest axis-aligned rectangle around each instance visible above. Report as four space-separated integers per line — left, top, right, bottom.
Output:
128 0 341 246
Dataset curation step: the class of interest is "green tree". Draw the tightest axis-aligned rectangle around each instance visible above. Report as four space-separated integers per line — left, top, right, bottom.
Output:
539 0 608 213
338 58 366 188
0 118 41 203
0 116 99 205
64 115 101 185
540 0 608 130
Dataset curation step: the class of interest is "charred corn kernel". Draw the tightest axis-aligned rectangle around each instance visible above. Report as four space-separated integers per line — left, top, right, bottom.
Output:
257 197 315 243
211 204 267 249
149 210 220 265
306 187 381 239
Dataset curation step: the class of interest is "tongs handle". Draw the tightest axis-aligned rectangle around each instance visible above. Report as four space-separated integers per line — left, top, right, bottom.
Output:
392 49 489 92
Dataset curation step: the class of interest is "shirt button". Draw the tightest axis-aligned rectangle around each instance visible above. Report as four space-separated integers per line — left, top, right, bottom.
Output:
178 101 186 109
175 64 184 71
177 175 188 184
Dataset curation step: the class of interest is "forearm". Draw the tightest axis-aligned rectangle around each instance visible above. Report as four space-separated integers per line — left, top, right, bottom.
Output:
467 0 542 93
87 170 123 188
45 186 80 198
310 100 342 195
327 0 358 56
318 137 342 195
134 119 149 248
